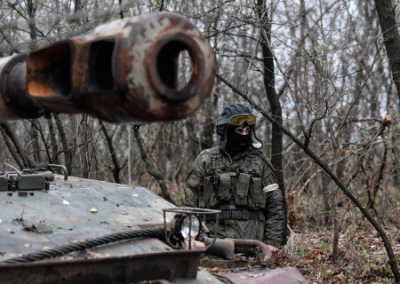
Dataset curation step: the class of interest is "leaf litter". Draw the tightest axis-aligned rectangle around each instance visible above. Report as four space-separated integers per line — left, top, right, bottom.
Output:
275 227 399 283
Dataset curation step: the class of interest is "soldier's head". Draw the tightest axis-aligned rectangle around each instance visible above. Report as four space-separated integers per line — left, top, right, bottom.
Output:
216 104 263 152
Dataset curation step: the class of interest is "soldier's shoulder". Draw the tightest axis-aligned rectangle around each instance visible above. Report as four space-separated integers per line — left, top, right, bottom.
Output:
194 146 220 163
248 148 265 159
249 148 272 164
200 146 220 156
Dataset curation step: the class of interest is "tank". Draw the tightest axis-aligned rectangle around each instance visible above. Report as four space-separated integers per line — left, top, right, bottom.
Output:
0 12 308 284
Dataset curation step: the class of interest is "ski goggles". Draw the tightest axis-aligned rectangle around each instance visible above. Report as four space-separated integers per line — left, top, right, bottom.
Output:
216 114 256 126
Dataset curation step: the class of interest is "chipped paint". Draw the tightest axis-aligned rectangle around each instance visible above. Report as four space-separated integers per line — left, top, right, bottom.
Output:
128 17 173 111
0 12 215 123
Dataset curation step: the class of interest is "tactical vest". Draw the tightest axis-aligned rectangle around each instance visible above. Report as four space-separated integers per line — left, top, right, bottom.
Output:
200 150 271 212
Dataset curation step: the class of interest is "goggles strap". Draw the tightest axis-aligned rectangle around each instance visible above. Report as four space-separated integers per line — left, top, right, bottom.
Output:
216 117 230 126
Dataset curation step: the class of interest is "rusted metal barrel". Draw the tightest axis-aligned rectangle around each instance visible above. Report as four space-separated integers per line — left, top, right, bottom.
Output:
0 12 216 123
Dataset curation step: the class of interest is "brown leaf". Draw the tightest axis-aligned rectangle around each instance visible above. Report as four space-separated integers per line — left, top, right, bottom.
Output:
334 272 346 284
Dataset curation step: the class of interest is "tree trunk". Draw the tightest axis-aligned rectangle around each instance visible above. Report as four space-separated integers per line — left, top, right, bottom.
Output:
81 115 90 178
0 122 32 168
374 0 400 102
27 0 38 49
30 120 42 164
0 126 24 169
54 114 72 175
256 0 287 245
47 115 60 165
99 120 122 184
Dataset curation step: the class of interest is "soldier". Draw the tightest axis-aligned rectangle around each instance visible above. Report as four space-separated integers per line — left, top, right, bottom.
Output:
185 103 285 255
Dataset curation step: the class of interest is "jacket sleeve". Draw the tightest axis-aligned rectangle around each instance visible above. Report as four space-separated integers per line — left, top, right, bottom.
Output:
262 164 285 248
184 170 202 207
184 153 206 207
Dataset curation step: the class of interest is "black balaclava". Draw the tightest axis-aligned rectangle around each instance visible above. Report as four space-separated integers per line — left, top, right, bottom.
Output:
216 104 263 152
226 124 251 154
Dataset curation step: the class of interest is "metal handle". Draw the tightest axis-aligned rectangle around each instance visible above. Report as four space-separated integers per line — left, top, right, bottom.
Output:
47 164 68 180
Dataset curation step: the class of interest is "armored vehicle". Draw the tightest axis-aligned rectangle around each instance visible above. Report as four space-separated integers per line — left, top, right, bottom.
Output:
0 12 308 284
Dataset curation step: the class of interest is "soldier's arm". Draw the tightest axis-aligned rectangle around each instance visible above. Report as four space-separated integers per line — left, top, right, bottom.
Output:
263 188 285 248
184 152 208 207
184 170 202 207
262 168 285 248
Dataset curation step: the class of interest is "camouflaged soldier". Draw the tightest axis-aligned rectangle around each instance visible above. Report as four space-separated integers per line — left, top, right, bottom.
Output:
185 104 285 255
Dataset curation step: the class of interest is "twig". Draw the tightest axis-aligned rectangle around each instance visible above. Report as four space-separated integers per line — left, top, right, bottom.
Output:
133 126 176 206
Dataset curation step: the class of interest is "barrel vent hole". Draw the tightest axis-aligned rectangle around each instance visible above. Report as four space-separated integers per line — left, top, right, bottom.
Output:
88 40 115 92
157 41 194 91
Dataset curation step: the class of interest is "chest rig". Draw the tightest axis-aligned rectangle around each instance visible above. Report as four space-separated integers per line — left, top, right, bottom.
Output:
201 151 269 219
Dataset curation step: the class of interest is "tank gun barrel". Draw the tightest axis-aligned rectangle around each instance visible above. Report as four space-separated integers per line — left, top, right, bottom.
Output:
0 12 216 123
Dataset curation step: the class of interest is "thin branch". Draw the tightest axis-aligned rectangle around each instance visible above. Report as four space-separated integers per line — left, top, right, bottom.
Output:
133 126 176 206
304 100 329 149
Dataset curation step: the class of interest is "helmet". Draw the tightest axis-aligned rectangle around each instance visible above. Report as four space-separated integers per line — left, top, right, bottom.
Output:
216 104 263 150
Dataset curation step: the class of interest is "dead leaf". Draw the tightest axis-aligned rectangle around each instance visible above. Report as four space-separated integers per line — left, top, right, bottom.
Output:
24 244 31 248
334 273 346 284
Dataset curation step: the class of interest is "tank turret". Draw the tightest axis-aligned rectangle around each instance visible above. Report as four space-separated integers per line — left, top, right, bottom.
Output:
0 12 308 284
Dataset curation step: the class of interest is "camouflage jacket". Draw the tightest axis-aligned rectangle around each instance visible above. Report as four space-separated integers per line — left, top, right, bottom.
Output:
184 146 285 248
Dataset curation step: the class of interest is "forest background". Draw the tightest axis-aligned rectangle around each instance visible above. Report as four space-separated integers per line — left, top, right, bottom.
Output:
1 0 400 283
